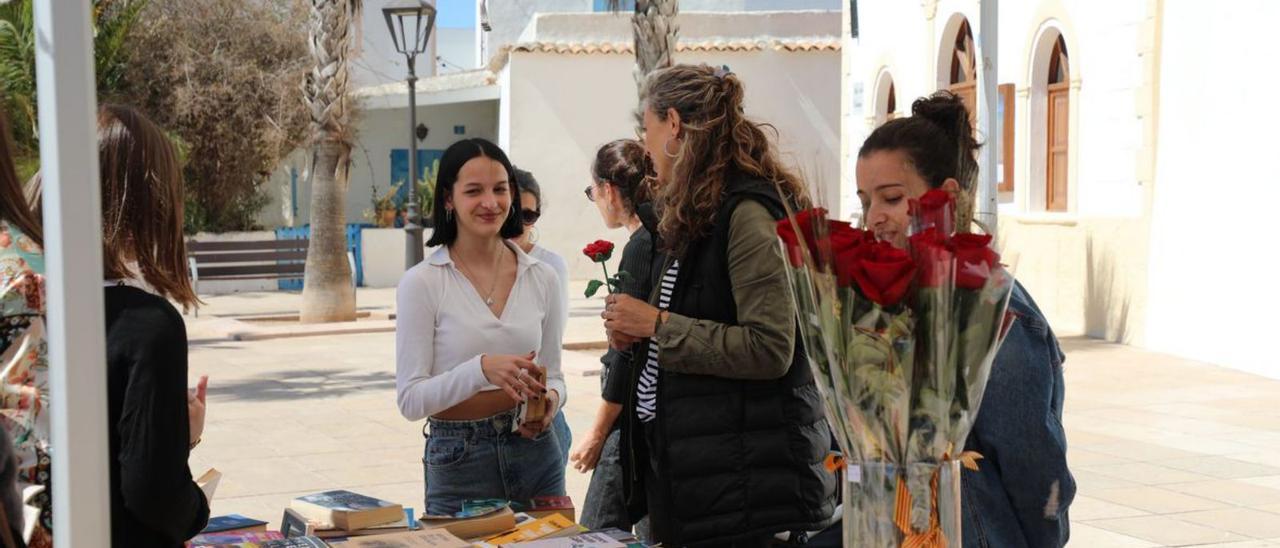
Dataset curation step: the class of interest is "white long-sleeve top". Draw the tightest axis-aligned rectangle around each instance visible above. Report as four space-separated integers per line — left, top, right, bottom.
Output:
395 241 568 421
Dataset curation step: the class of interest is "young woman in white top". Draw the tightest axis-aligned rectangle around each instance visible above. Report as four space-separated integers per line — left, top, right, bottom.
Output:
509 168 573 466
396 138 567 516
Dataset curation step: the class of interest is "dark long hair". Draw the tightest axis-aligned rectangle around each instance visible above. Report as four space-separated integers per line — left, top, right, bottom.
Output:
591 139 652 216
426 138 524 247
859 91 983 230
98 104 199 308
0 111 42 246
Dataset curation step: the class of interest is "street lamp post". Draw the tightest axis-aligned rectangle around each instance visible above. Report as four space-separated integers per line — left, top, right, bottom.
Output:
384 1 437 268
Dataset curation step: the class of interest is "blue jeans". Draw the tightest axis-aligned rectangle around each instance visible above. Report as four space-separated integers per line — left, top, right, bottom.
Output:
422 409 565 516
552 411 571 466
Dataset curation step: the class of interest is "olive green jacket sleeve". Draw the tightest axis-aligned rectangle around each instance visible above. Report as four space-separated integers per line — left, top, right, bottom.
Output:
652 200 796 380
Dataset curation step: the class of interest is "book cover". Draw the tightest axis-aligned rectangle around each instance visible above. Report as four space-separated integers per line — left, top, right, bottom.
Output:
515 532 627 548
202 514 270 534
516 496 574 522
257 537 329 548
483 513 578 545
419 506 517 540
281 508 317 538
314 508 420 539
337 529 471 548
188 530 284 547
291 490 404 532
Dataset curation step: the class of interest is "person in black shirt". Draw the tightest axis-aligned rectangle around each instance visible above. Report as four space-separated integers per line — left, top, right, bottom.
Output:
98 104 209 547
570 140 658 533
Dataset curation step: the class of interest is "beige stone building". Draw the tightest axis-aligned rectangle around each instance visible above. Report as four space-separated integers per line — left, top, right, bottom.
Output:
843 1 1280 377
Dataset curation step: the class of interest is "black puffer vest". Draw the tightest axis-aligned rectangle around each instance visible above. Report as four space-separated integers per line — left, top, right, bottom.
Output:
623 178 837 545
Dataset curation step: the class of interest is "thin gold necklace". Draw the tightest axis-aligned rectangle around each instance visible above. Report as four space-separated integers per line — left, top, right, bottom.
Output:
454 242 504 307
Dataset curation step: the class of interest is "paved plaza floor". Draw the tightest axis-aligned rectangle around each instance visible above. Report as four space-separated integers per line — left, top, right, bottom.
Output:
185 288 1280 546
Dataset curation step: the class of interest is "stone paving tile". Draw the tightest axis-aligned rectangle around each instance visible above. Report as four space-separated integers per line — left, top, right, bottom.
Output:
1078 462 1214 486
1163 479 1280 507
1088 516 1247 546
1067 523 1161 547
1155 456 1280 480
1168 508 1280 539
1088 485 1229 514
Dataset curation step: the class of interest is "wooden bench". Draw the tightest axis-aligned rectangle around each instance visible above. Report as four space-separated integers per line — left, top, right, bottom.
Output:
187 239 354 314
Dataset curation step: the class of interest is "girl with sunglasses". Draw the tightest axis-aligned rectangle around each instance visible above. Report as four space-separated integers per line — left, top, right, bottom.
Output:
510 168 573 466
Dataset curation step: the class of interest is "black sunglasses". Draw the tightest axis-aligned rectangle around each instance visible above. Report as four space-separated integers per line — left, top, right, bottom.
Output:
521 208 541 225
583 185 595 202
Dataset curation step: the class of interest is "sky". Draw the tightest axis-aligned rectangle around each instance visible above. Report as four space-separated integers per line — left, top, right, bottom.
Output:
435 0 476 29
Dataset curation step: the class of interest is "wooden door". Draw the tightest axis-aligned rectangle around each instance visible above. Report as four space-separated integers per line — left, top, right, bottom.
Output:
1047 83 1069 212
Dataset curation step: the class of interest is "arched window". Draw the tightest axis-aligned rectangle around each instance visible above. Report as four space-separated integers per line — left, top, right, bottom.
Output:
948 19 977 130
874 70 897 126
1046 35 1070 211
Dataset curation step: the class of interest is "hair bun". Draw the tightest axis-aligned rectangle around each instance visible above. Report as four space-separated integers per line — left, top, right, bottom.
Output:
911 92 971 143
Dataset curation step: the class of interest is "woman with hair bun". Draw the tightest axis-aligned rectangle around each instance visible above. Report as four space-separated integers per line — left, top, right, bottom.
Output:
857 91 1075 547
572 139 657 534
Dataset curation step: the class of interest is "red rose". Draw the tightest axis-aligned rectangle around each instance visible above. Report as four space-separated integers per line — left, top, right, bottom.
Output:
832 227 873 287
777 208 858 269
952 233 999 290
909 228 953 288
850 241 917 306
911 189 955 234
582 240 616 262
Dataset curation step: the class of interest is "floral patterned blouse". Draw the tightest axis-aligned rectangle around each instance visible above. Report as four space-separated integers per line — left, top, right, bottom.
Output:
0 220 50 535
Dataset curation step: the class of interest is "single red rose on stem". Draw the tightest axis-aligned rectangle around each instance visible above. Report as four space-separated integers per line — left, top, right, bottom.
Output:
952 233 999 290
911 189 955 235
850 241 917 307
909 228 954 288
582 239 621 298
582 240 616 263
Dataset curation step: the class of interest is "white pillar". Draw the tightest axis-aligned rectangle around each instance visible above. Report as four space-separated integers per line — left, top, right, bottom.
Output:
976 0 999 236
34 1 111 545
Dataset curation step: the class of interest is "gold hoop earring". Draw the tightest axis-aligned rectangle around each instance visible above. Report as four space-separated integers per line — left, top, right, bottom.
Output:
529 226 539 244
663 138 679 159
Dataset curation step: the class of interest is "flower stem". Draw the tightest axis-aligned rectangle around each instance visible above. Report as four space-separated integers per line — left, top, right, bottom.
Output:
600 262 613 294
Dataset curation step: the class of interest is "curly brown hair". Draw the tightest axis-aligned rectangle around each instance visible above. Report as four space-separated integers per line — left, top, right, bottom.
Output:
642 64 809 256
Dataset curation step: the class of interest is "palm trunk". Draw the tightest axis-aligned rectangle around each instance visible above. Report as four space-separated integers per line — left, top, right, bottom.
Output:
299 0 361 323
631 0 678 88
300 138 356 322
617 0 677 131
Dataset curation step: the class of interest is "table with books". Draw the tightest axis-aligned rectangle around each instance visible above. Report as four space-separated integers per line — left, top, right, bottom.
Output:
185 486 649 548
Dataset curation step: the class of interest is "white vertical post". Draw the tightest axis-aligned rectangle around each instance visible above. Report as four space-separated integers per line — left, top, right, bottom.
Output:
33 1 111 546
976 0 999 236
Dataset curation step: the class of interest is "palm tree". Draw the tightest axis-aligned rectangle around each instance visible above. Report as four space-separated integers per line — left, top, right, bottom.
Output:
610 0 679 93
299 0 361 323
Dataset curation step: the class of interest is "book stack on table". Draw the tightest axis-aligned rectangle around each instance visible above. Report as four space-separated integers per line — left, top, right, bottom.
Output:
187 491 651 547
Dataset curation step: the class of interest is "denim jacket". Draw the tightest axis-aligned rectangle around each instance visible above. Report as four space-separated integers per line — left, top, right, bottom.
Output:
961 282 1075 548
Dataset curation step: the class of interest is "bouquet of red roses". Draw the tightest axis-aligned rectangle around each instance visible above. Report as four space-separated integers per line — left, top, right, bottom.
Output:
777 190 1016 547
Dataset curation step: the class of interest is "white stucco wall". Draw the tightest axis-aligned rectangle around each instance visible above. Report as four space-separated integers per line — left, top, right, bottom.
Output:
504 46 840 280
483 0 843 68
845 0 1153 341
1145 2 1280 378
261 99 499 229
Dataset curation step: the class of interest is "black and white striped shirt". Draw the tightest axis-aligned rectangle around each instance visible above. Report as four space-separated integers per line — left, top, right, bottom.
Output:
636 260 679 423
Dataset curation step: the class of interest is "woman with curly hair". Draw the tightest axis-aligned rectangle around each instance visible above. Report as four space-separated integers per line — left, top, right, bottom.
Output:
602 64 837 546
